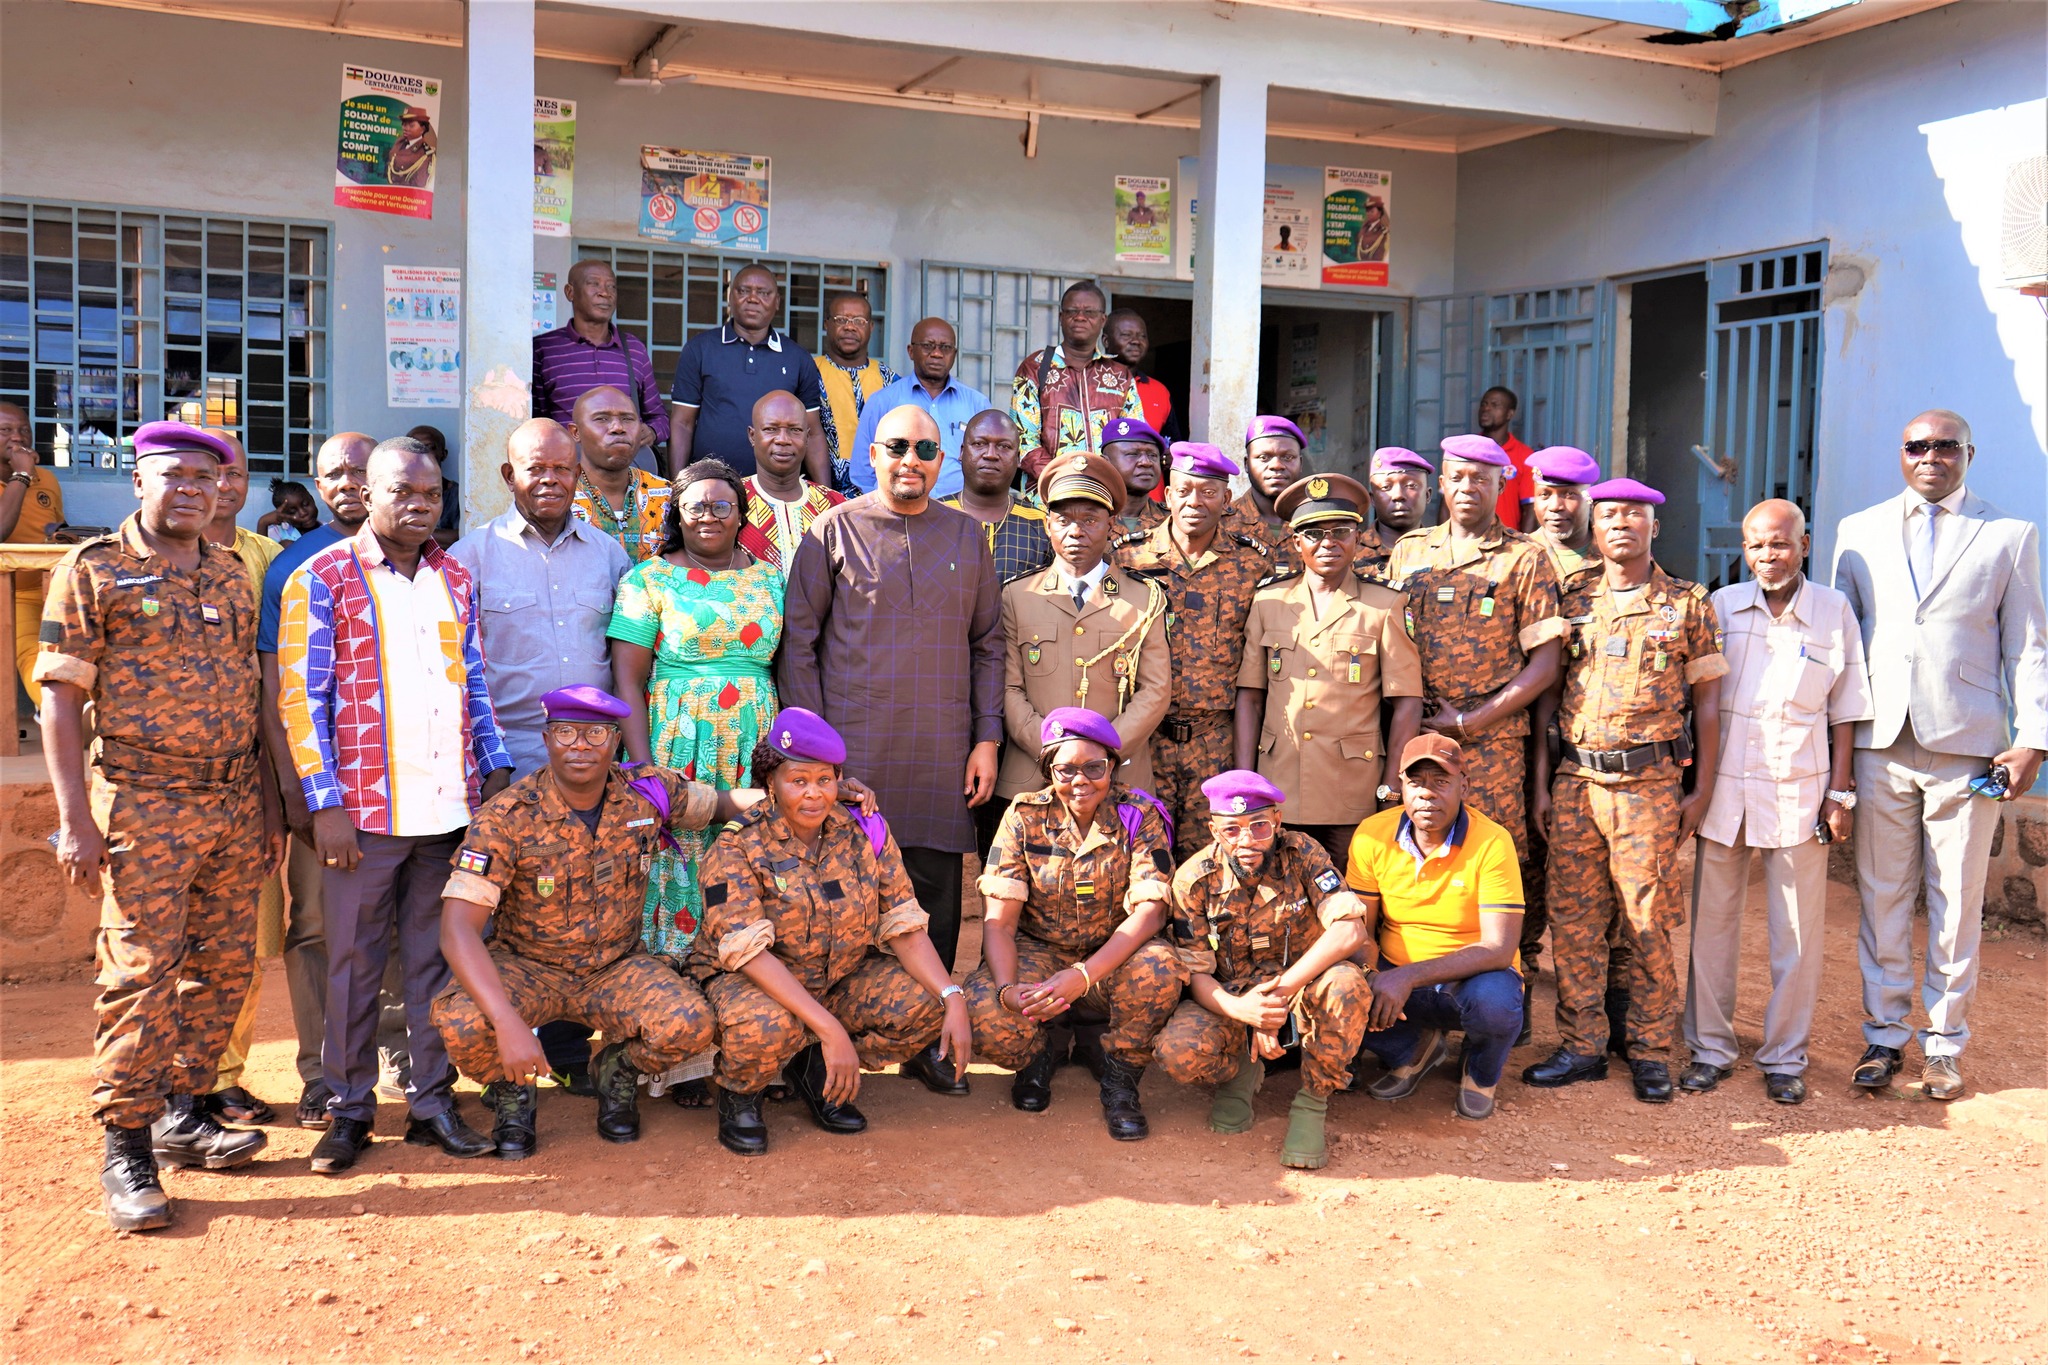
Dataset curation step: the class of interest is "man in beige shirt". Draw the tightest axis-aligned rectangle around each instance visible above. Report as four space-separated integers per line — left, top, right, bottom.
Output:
1683 500 1872 1105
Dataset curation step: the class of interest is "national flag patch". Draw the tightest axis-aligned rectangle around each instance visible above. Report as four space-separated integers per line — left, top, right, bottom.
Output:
456 849 492 875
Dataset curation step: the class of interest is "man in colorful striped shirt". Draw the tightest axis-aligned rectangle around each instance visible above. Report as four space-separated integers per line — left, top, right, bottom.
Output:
279 436 513 1174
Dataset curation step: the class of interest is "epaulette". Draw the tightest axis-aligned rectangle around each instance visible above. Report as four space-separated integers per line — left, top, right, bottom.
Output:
1255 569 1301 591
1681 580 1710 601
1391 525 1433 547
516 784 543 805
1002 565 1045 586
1111 529 1150 548
1227 531 1268 556
1016 787 1058 806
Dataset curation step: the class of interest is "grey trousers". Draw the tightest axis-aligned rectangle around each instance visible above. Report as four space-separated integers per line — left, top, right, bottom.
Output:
281 833 409 1089
1853 734 1999 1059
320 827 464 1123
1683 832 1829 1075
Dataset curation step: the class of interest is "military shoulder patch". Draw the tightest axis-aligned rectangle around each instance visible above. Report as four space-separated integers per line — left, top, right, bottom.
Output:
37 619 64 644
1314 868 1343 894
1255 569 1300 590
1151 848 1174 876
1229 532 1269 556
1111 530 1149 548
455 848 493 875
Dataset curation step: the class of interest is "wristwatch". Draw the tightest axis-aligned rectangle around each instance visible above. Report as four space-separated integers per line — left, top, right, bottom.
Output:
6 470 30 487
939 984 965 1003
1825 789 1858 810
1375 784 1396 804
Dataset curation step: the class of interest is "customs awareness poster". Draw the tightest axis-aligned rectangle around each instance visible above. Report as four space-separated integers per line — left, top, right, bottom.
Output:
383 266 460 408
1322 167 1392 287
1113 176 1172 265
639 147 771 250
533 97 577 237
335 65 440 219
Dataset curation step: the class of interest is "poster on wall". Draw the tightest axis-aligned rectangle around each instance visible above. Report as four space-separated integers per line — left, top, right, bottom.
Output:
1173 157 1322 288
384 266 461 407
1113 175 1172 264
335 65 441 219
533 98 577 237
638 147 771 250
533 271 559 335
1322 167 1393 287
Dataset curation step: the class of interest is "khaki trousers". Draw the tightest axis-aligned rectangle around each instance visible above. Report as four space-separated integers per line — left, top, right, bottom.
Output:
1682 831 1829 1075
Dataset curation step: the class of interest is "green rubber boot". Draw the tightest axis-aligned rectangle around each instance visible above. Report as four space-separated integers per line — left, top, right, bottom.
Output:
1207 1052 1264 1134
1280 1089 1330 1170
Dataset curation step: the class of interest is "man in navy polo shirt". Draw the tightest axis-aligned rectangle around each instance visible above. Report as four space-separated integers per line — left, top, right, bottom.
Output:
668 263 827 483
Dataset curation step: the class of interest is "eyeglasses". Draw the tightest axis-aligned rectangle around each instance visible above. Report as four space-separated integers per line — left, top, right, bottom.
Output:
910 340 957 354
544 722 620 748
879 438 942 462
1050 760 1112 783
1060 308 1105 320
1294 525 1357 544
678 499 737 520
1213 818 1277 842
1902 439 1966 456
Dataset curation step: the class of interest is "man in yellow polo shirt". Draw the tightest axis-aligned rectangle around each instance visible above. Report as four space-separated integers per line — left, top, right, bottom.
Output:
1346 734 1524 1120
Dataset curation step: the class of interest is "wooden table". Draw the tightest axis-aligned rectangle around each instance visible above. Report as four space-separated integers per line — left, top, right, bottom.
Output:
1 542 73 757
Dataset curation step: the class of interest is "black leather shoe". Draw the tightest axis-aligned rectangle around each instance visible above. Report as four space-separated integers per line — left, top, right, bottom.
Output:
1764 1072 1807 1105
1852 1044 1903 1089
783 1044 867 1134
481 1081 538 1161
592 1042 642 1143
1630 1060 1674 1104
102 1125 171 1232
1604 990 1632 1058
1098 1055 1149 1141
403 1110 495 1158
309 1116 373 1175
901 1042 970 1096
1515 976 1534 1047
714 1085 768 1157
1679 1061 1733 1094
153 1094 268 1170
1011 1047 1058 1112
1521 1048 1609 1088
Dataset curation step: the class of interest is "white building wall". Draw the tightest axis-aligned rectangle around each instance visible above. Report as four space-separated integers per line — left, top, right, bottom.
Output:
1450 0 2047 577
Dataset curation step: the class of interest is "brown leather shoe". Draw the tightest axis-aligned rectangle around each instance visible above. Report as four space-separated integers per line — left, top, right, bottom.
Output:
1921 1055 1964 1101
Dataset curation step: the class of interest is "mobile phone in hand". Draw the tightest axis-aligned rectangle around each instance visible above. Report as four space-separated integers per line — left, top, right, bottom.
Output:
1968 764 2011 800
1813 815 1833 845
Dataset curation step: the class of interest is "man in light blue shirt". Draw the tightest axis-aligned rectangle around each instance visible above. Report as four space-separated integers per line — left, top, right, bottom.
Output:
848 317 988 499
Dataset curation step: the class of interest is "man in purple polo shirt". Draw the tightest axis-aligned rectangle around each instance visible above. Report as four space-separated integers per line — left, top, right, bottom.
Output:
533 261 668 471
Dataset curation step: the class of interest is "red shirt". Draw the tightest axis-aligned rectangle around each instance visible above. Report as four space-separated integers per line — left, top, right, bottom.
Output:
1135 374 1172 434
1496 433 1534 531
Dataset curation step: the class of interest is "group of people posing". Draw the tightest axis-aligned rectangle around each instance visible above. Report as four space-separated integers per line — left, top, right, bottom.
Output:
28 312 2043 1237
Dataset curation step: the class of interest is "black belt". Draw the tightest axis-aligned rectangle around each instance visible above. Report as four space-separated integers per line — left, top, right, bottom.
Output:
1560 740 1680 775
1160 710 1229 744
97 739 257 784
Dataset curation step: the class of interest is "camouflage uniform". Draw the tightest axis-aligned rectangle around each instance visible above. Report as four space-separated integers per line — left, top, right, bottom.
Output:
690 802 944 1095
1157 833 1373 1098
1549 565 1726 1061
431 766 722 1081
1115 522 1268 859
1523 534 1608 974
1111 497 1168 543
33 516 267 1129
1355 524 1399 585
965 786 1182 1069
1386 523 1565 859
1226 493 1296 576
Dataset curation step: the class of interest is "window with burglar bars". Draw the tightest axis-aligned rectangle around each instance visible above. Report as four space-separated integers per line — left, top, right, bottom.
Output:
919 263 1106 398
572 241 888 388
0 198 330 476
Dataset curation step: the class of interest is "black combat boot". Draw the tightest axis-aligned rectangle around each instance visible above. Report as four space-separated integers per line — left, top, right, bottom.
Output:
592 1042 642 1144
783 1044 867 1134
102 1125 171 1232
152 1093 267 1170
1098 1055 1149 1141
482 1081 538 1160
714 1085 768 1157
1605 989 1631 1058
1011 1045 1058 1112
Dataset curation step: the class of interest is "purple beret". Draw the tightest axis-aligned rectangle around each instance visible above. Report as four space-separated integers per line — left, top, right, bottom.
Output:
1370 446 1433 475
766 707 847 766
1439 434 1510 467
1245 415 1307 450
1041 707 1121 754
1168 441 1240 482
1201 769 1287 816
541 685 629 725
1100 416 1165 452
1588 477 1665 506
131 420 237 465
1527 446 1602 486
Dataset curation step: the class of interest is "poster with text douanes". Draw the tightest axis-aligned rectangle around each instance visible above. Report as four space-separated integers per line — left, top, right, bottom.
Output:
533 97 577 237
336 65 440 219
1322 167 1392 287
638 147 771 251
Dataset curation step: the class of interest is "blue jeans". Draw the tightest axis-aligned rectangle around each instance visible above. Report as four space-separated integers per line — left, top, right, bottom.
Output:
1358 968 1524 1088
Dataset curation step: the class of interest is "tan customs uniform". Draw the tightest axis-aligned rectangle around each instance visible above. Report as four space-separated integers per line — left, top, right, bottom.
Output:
431 766 722 1082
1549 564 1726 1062
1001 453 1170 798
1386 522 1564 858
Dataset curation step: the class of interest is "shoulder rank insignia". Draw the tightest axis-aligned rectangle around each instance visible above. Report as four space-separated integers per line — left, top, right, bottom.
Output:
1255 569 1300 590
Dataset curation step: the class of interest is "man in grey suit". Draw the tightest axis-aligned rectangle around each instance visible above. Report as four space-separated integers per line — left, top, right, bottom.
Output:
1831 408 2047 1100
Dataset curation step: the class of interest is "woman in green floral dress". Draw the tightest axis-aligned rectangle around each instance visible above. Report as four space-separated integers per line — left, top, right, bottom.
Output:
610 459 785 1099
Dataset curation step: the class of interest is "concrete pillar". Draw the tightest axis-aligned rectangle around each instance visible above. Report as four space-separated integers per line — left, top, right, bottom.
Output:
460 0 535 530
1189 69 1267 461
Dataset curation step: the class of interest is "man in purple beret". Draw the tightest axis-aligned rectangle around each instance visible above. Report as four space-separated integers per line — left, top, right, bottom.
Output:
1229 416 1307 573
1157 768 1374 1169
36 420 280 1232
1528 475 1728 1105
1116 442 1271 859
1102 416 1169 540
1362 447 1433 581
435 684 760 1159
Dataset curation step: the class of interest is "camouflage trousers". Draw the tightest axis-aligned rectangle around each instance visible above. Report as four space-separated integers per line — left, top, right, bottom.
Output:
1149 709 1235 860
1154 961 1373 1099
1547 774 1684 1060
433 950 714 1083
1523 809 1632 984
90 766 267 1128
1461 727 1528 857
966 934 1183 1070
705 954 943 1095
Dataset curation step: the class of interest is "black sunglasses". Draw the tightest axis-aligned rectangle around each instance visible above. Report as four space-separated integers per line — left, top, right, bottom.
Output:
1902 439 1966 457
879 438 942 462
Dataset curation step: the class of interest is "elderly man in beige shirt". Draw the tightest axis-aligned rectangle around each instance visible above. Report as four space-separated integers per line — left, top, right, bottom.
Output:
1682 500 1873 1105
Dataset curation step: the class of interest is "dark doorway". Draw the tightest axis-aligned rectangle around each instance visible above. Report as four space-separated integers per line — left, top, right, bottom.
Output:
1625 273 1709 582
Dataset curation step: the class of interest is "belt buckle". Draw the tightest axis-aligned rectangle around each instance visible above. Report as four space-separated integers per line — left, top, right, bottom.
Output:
1593 750 1620 775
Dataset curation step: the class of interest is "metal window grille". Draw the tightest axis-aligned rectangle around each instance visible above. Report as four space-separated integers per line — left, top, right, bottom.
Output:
0 197 329 475
1409 284 1607 459
573 242 888 388
919 263 1107 399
